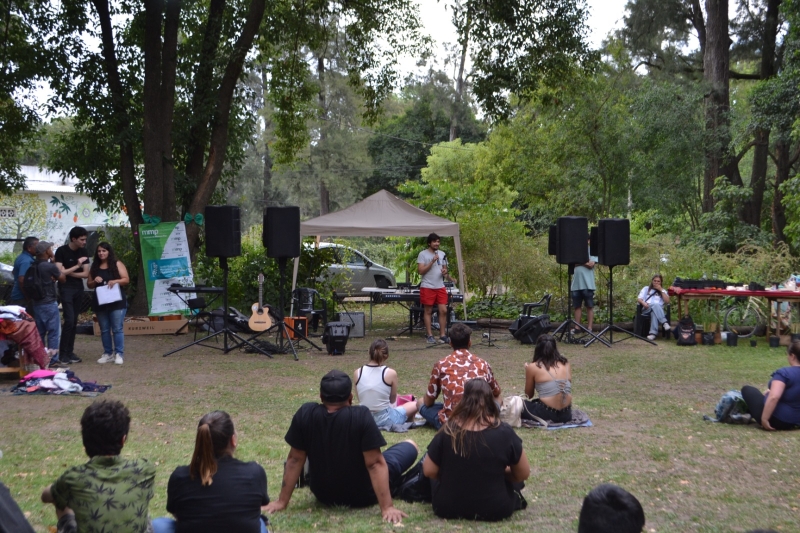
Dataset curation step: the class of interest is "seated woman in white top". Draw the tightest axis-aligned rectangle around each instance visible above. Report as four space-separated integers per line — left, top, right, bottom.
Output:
354 339 419 427
637 274 671 341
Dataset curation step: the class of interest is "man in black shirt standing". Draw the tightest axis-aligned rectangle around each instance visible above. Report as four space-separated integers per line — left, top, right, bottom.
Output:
54 227 89 364
265 369 418 524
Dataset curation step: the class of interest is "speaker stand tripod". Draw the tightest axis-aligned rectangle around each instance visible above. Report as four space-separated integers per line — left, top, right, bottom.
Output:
164 258 274 357
268 257 323 360
480 294 502 348
585 265 655 347
552 266 610 347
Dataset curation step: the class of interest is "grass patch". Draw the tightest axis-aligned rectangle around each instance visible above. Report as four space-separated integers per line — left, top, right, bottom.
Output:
1 303 798 532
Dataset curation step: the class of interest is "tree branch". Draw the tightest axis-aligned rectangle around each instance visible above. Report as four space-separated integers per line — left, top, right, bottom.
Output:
729 70 761 80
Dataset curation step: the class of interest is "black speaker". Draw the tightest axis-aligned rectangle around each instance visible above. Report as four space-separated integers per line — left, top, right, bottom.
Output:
263 206 301 259
205 205 241 258
598 218 630 266
556 216 589 265
509 314 551 344
589 226 598 257
322 321 350 355
548 225 557 256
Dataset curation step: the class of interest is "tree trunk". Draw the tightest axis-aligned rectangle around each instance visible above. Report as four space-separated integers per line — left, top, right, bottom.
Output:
449 10 471 142
702 0 731 213
92 0 147 314
184 0 267 250
317 55 330 216
742 0 782 227
771 140 790 243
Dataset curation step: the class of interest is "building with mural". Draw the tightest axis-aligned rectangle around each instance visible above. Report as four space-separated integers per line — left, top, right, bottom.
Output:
0 166 129 255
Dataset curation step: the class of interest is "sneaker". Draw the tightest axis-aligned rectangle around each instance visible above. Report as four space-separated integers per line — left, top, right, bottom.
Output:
67 354 82 363
426 335 436 344
49 360 69 369
647 334 657 341
48 356 59 367
114 354 124 365
439 336 450 344
97 353 114 364
662 323 671 332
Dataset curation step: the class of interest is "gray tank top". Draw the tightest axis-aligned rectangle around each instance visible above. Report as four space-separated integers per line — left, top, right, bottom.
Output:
534 367 572 400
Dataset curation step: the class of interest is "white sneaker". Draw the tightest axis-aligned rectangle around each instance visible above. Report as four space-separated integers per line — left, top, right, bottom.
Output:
97 353 114 364
114 354 124 365
663 323 671 331
647 334 657 341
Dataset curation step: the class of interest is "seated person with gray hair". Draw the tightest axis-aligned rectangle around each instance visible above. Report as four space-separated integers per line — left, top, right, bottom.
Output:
265 369 419 524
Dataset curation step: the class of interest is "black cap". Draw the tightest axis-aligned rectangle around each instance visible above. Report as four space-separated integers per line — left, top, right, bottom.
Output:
320 369 352 403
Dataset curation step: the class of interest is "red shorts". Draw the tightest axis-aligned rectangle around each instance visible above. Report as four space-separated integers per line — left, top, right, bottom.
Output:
420 287 448 306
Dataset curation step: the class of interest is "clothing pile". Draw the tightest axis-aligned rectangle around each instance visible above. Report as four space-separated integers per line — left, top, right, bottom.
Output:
11 369 111 396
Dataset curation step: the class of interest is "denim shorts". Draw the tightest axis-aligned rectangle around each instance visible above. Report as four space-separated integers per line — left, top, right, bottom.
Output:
373 406 409 427
572 289 594 308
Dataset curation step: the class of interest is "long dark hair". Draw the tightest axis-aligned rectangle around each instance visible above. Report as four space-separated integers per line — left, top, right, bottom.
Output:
189 411 235 486
648 274 664 292
533 334 568 371
442 379 500 457
89 242 121 280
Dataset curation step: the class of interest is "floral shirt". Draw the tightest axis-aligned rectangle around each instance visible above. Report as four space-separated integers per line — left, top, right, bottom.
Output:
426 349 501 424
50 455 156 533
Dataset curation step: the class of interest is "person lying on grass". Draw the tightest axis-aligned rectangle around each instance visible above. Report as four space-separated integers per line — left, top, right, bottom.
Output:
41 399 155 533
265 369 418 524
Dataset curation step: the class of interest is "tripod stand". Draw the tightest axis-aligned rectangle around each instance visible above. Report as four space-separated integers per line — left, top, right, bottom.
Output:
164 257 274 357
266 257 323 360
480 294 502 348
585 265 655 347
551 266 610 347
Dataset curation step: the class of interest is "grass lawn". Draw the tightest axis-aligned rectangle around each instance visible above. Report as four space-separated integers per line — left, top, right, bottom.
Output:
1 302 798 532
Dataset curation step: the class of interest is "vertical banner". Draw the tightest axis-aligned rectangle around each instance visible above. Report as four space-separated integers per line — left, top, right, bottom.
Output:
139 222 195 315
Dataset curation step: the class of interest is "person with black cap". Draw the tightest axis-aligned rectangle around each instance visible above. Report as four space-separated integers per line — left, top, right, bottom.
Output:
265 369 418 523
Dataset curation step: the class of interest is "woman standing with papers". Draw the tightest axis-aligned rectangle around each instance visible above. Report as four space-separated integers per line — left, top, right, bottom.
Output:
87 242 130 365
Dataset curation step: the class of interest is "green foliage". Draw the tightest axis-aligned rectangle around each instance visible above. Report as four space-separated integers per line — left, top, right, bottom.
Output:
466 294 526 320
194 231 338 314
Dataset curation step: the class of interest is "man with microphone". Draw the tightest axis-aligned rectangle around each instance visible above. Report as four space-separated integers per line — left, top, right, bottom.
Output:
417 233 450 345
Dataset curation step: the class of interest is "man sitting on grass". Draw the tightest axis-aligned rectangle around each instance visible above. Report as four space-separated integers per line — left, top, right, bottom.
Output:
419 322 502 429
41 399 156 533
265 369 418 524
578 483 645 533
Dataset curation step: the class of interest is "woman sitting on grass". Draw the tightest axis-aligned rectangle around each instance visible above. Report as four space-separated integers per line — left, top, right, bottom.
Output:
522 334 573 423
354 339 419 427
741 340 800 431
152 411 270 533
423 378 530 521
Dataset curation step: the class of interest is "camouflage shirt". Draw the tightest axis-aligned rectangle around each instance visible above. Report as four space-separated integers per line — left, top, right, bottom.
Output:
50 455 156 533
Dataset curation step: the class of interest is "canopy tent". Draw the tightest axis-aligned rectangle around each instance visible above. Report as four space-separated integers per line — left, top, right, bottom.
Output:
291 189 467 315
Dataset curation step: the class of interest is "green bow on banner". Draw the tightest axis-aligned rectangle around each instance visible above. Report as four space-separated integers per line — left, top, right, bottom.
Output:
142 213 161 226
184 213 204 226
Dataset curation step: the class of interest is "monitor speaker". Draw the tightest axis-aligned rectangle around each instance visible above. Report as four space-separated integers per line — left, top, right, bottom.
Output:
598 218 630 266
263 206 301 259
205 205 241 258
556 216 589 265
548 225 557 256
589 226 598 257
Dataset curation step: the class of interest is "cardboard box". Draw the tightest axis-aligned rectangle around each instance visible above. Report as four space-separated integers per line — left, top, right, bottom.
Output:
93 316 188 336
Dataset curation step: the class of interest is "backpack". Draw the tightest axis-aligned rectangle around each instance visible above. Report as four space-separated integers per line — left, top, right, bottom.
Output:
674 315 697 346
22 261 46 301
704 390 751 424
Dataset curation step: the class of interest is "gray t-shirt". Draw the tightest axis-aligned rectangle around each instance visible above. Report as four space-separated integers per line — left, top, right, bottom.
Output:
33 261 61 305
571 249 597 291
417 249 447 289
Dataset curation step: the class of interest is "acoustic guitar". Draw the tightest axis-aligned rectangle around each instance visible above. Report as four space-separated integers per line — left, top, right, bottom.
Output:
249 273 273 331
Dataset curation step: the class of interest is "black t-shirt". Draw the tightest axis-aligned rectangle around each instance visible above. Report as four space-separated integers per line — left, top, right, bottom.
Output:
90 266 127 312
54 245 88 289
427 423 524 521
166 456 269 533
285 402 387 507
33 261 61 304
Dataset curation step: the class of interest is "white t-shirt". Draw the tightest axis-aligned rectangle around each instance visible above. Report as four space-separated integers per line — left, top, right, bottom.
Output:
417 249 446 289
638 286 667 307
